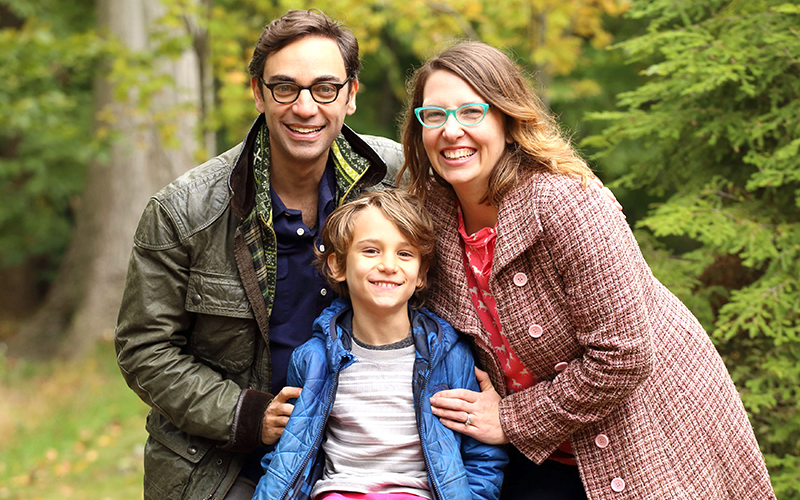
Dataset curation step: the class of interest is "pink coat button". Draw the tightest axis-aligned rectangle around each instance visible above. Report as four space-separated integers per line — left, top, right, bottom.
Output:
554 361 568 371
528 324 543 338
513 272 528 286
595 433 609 448
611 477 625 492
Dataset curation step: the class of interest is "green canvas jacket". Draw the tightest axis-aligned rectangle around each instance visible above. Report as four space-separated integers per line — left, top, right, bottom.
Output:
115 114 403 500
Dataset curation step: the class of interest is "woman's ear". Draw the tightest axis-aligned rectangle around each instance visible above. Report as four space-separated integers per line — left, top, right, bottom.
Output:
327 253 346 282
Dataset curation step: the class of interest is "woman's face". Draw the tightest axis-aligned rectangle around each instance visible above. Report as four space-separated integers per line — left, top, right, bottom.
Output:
420 70 508 200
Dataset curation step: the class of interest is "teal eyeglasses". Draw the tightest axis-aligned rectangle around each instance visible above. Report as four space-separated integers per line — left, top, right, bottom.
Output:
414 103 490 128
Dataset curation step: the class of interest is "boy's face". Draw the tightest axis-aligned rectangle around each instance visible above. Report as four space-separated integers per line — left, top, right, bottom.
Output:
329 206 425 318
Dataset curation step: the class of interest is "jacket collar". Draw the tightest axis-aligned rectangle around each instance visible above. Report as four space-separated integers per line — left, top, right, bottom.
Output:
228 114 389 220
313 299 452 372
424 175 544 349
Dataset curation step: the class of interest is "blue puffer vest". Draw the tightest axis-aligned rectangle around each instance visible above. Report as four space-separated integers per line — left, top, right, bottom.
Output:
253 299 507 500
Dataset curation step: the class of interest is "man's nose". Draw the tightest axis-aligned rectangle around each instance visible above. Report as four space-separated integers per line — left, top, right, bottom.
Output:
292 89 318 117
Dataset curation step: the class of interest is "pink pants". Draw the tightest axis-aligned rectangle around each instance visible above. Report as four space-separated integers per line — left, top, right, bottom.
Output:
317 493 428 500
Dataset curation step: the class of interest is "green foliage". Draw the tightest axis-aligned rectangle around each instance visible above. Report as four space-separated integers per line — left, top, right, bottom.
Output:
2 0 95 33
0 0 209 274
202 0 630 147
0 17 105 270
585 1 800 495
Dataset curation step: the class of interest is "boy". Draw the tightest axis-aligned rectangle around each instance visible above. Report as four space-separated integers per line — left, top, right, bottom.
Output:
252 189 507 500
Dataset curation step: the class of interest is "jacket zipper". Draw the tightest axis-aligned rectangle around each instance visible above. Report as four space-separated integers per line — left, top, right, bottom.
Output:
418 370 444 500
280 363 343 500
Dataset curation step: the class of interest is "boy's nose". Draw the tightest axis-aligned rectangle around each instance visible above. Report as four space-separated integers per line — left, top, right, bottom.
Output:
378 255 398 272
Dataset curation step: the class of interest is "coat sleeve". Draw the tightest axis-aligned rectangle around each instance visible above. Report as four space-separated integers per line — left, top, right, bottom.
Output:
115 197 271 451
446 340 508 500
498 177 655 462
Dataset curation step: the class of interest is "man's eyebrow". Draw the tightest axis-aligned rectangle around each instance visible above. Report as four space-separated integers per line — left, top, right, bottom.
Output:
266 74 347 84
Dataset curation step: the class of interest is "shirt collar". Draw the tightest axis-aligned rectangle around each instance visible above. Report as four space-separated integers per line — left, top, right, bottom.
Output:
269 157 337 223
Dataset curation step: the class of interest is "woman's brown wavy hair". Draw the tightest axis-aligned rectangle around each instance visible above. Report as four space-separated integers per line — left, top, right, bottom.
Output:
398 41 593 205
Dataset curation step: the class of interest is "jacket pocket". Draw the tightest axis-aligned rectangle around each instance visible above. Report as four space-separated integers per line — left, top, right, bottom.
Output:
185 270 257 373
144 410 212 499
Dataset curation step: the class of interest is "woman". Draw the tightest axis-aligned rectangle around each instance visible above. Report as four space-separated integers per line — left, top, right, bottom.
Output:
398 41 775 500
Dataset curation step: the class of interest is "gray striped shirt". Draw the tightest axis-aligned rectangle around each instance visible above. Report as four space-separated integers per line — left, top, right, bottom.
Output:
310 335 432 499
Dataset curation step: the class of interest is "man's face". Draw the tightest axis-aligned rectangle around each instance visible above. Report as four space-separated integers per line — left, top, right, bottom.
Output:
253 36 358 172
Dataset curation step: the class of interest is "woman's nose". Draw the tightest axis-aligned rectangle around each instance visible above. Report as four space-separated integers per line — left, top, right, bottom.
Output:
441 114 464 140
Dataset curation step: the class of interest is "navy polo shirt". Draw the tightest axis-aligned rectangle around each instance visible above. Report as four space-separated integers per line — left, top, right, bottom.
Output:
268 160 337 396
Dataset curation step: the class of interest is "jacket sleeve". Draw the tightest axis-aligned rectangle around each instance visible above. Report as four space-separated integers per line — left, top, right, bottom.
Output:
447 340 508 500
498 177 654 462
286 343 310 392
115 197 271 451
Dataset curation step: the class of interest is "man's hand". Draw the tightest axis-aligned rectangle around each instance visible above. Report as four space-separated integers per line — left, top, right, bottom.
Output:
261 386 302 445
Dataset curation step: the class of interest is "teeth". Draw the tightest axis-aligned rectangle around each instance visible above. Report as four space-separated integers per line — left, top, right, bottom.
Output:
373 281 400 288
289 125 323 134
443 148 475 160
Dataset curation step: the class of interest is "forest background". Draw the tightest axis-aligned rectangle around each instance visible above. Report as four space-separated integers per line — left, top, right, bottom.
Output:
0 0 798 498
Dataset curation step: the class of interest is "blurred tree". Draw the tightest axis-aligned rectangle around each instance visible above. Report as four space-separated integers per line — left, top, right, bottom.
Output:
5 0 207 358
205 0 631 147
584 0 800 496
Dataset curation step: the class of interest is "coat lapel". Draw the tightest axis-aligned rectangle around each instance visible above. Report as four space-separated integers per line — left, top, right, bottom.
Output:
492 173 544 276
425 184 485 342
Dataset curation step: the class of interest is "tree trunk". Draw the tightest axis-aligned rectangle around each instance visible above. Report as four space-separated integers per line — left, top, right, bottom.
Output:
8 0 208 359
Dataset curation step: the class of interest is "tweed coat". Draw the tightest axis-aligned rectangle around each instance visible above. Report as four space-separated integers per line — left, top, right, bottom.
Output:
425 171 775 500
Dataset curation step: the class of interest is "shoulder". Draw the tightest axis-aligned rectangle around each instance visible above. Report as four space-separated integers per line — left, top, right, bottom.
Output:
135 144 243 248
361 134 404 186
289 334 328 380
508 170 582 207
508 171 619 229
360 134 403 164
415 307 470 357
293 335 326 359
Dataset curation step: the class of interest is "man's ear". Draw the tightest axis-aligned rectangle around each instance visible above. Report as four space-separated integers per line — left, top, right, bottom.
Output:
327 253 346 282
252 77 267 114
346 79 359 116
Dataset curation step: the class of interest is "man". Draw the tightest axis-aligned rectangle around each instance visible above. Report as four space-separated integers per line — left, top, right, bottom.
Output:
115 10 402 500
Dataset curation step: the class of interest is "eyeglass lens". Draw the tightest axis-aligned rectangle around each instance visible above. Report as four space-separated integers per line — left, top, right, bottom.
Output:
277 83 336 103
417 104 488 127
263 78 350 104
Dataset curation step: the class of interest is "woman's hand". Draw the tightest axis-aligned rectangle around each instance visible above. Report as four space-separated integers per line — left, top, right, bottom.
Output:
430 367 510 445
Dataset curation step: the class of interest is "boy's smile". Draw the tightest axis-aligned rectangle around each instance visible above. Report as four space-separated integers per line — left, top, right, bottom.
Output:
329 206 424 323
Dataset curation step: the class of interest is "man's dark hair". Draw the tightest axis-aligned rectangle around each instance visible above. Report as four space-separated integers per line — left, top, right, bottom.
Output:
248 9 361 81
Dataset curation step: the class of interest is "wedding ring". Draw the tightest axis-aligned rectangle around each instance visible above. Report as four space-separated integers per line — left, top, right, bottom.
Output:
464 413 472 426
